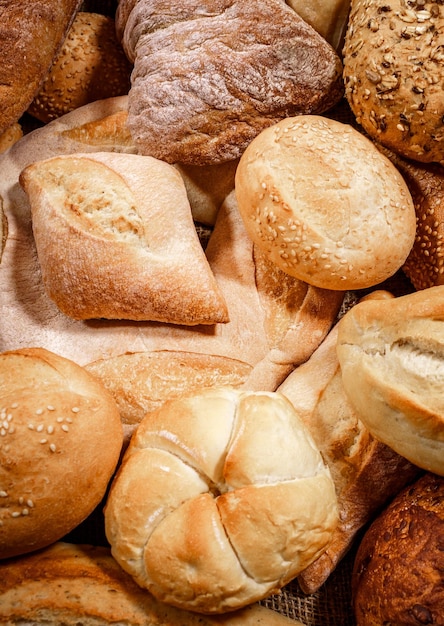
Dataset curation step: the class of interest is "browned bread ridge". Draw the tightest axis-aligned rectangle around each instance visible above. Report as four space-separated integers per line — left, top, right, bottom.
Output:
0 542 305 626
352 472 444 625
0 0 83 135
115 0 344 165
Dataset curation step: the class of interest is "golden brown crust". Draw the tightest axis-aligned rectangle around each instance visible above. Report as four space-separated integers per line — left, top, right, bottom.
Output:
116 0 344 165
337 286 444 476
0 0 83 134
19 152 229 324
28 12 132 123
278 309 419 594
0 542 305 626
0 348 123 560
343 0 444 164
352 472 444 626
105 387 338 613
235 115 416 291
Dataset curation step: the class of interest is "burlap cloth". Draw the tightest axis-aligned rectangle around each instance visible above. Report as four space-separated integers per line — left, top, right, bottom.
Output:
52 2 367 623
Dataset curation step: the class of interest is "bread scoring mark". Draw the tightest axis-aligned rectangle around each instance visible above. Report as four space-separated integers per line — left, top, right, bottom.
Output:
33 158 146 244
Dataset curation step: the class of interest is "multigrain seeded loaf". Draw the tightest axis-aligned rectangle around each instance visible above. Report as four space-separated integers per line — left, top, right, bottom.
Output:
343 0 444 164
0 0 83 135
115 0 344 165
0 542 305 626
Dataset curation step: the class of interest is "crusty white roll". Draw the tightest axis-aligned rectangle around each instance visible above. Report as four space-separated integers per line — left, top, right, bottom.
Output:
19 151 228 324
235 115 416 291
337 286 444 476
0 347 123 560
104 387 338 614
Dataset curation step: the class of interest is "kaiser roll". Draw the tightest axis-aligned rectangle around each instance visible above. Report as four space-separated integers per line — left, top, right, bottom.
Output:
352 472 444 625
0 347 123 560
104 386 339 614
337 285 444 476
234 115 416 291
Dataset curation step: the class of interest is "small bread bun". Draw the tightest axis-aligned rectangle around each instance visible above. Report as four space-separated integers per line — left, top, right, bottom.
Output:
28 12 132 124
235 115 416 291
104 387 338 614
0 347 123 560
352 472 444 625
337 286 444 476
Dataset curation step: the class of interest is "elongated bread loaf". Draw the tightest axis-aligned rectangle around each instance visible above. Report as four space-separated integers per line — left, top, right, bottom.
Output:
337 286 444 476
19 152 228 325
116 0 344 165
278 292 419 593
0 542 305 626
0 0 83 134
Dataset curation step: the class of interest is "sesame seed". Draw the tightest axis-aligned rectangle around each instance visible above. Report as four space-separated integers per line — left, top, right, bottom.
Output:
62 425 69 432
36 424 44 432
56 417 64 423
35 408 44 415
21 508 29 516
47 425 54 434
49 443 57 453
71 407 80 413
10 403 18 409
11 512 20 518
28 424 34 430
47 405 55 411
0 491 8 497
27 499 34 508
40 438 48 444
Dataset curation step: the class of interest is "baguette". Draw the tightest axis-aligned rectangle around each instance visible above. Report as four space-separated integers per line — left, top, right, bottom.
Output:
0 0 83 135
0 542 305 626
278 291 420 593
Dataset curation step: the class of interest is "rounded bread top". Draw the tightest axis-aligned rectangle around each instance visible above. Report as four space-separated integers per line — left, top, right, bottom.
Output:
104 386 338 614
235 115 416 291
0 347 123 559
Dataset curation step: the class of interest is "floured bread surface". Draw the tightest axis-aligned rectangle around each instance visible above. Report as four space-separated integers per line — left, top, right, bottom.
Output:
116 0 344 165
19 152 228 324
104 387 338 613
337 286 444 476
235 115 416 290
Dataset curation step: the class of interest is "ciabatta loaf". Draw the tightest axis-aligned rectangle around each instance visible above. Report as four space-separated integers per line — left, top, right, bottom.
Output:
0 348 123 560
0 542 305 626
105 387 338 613
278 292 420 593
20 152 228 325
116 0 343 165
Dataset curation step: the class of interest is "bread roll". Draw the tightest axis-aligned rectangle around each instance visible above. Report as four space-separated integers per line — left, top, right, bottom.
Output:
352 472 444 625
235 115 416 291
278 291 420 593
337 286 444 476
0 347 123 560
0 542 304 626
286 0 350 49
0 0 83 135
19 151 229 324
343 0 444 164
28 12 132 123
0 123 22 154
104 387 338 614
115 0 344 165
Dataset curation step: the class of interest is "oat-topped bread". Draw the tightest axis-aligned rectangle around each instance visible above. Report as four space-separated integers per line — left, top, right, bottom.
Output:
343 0 444 164
0 0 83 135
115 0 344 165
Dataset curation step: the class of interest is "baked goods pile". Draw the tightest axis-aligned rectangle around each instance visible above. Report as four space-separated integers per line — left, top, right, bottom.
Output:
0 0 443 624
